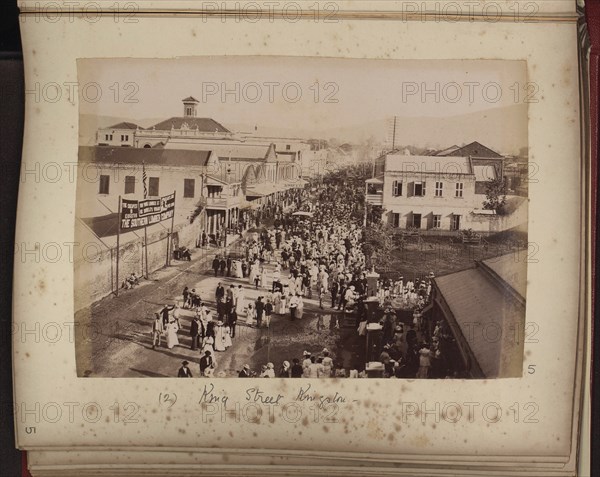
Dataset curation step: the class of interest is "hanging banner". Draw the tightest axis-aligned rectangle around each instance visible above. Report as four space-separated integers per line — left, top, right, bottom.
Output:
120 192 175 229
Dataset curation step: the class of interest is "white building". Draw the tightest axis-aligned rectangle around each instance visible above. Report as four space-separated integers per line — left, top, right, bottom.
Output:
365 142 521 234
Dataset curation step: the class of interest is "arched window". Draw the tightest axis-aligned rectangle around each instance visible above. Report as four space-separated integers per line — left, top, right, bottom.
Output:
143 144 151 148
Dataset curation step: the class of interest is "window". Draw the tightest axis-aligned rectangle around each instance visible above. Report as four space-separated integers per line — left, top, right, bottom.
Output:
392 180 402 197
124 176 135 194
286 145 291 150
451 215 461 230
412 214 422 228
149 177 159 196
186 106 192 116
414 181 426 196
435 181 443 197
455 182 464 198
184 178 195 198
433 215 441 228
120 134 129 142
392 213 400 228
99 175 110 194
104 134 113 141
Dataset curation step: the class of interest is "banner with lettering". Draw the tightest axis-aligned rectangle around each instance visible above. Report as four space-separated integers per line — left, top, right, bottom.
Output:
120 192 175 229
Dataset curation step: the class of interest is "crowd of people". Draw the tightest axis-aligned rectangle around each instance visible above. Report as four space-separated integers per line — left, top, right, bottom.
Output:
235 348 338 378
154 172 459 379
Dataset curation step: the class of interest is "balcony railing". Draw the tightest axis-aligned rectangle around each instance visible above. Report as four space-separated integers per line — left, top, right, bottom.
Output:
205 195 243 209
365 193 383 205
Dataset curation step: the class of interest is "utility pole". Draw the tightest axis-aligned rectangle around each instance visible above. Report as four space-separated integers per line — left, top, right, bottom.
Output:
116 195 121 296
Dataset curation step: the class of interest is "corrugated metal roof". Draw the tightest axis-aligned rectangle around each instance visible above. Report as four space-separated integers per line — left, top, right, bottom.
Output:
78 146 212 167
434 257 526 378
164 141 273 162
482 253 527 300
385 155 472 175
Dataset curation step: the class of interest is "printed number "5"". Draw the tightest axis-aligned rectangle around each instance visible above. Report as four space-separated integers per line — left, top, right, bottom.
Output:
527 365 536 374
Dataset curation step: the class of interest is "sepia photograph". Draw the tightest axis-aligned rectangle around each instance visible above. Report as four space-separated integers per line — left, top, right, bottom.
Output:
74 57 529 380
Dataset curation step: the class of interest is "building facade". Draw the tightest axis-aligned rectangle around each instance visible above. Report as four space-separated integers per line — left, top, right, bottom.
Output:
365 142 512 234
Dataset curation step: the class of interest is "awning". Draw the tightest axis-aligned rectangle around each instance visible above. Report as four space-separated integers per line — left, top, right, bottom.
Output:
471 209 496 215
473 164 497 181
246 183 279 197
433 259 525 378
289 179 308 189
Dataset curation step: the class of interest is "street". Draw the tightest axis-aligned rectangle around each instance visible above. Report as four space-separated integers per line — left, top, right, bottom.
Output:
76 238 358 378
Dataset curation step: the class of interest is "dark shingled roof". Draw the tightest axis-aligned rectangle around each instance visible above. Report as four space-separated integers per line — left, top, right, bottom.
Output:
150 117 231 133
446 141 503 158
105 122 142 130
182 96 199 103
79 146 212 167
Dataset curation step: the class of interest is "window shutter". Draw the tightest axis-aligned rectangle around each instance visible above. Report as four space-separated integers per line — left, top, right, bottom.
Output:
422 181 426 196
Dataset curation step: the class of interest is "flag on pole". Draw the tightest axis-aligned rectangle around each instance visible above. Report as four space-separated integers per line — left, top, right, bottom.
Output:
142 161 147 199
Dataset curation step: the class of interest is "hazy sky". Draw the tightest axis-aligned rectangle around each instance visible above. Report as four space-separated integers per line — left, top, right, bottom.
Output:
79 57 525 121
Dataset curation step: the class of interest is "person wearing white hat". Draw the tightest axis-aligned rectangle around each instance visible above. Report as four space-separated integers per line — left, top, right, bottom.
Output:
261 362 275 378
238 364 251 378
302 352 312 375
279 361 291 378
321 350 333 378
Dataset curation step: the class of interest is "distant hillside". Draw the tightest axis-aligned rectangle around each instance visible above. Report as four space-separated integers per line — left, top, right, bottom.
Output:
216 104 527 155
79 103 527 155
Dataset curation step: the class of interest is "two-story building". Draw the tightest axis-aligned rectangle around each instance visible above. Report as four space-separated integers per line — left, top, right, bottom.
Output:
365 142 508 233
95 96 308 206
96 122 139 147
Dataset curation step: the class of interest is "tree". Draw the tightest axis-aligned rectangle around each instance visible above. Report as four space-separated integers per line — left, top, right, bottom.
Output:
363 222 395 270
483 178 508 214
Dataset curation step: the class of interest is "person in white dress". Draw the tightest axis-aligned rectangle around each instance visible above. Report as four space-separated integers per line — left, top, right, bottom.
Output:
236 285 245 315
166 319 179 349
248 261 257 285
278 289 288 315
232 285 240 309
224 326 233 348
201 335 214 354
272 290 282 314
260 267 268 289
233 260 244 279
246 303 256 326
214 322 226 352
296 294 304 319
